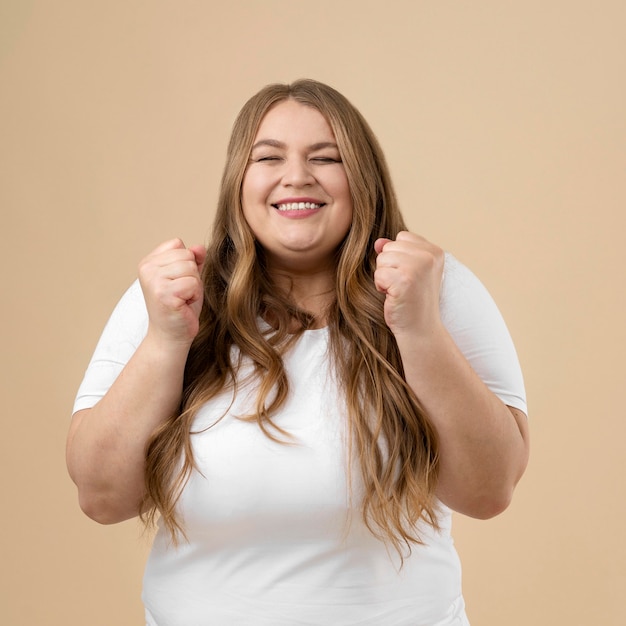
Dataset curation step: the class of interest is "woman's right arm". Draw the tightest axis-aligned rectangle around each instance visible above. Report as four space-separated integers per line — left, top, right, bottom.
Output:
66 239 206 524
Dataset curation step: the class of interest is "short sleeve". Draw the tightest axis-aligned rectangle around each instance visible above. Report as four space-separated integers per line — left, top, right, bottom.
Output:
72 280 148 414
439 253 527 415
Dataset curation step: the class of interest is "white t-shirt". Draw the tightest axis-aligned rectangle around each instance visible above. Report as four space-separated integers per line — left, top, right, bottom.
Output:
74 254 526 626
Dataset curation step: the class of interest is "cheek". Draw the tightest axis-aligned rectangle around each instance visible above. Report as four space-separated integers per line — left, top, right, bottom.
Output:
338 206 354 238
240 172 254 207
338 192 354 240
334 176 353 223
241 201 261 239
330 170 351 202
241 174 262 222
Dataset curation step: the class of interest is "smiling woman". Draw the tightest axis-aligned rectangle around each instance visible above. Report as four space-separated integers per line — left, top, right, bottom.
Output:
242 100 354 284
67 79 528 625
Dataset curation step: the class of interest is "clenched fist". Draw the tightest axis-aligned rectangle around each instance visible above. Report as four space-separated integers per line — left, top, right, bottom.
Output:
138 238 207 345
374 231 445 337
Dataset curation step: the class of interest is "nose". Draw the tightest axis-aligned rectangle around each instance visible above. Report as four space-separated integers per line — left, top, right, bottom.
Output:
281 157 315 187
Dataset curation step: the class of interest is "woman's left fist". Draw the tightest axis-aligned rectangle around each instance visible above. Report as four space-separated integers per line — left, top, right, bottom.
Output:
374 231 445 336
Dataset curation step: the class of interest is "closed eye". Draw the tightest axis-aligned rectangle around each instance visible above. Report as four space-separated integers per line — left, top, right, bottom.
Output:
310 157 341 163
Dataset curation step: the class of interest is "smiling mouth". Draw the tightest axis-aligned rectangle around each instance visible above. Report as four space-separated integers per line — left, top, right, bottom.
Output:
272 202 325 211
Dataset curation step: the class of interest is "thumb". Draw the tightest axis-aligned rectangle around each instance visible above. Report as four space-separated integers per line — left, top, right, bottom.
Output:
189 245 207 273
374 237 392 255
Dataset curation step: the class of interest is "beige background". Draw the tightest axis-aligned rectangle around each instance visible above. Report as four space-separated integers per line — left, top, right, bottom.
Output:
1 1 624 624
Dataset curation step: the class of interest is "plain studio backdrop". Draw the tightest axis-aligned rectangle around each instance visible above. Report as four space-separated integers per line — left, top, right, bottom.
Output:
1 1 624 624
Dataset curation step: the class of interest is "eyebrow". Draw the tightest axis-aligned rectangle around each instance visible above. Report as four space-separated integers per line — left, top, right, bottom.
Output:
250 139 339 151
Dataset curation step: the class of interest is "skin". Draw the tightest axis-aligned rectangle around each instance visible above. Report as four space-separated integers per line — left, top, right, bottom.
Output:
66 100 528 524
241 100 353 319
374 232 529 517
66 239 206 522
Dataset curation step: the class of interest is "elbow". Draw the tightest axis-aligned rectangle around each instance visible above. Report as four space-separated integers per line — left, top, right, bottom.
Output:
464 488 514 520
464 439 530 520
73 483 141 525
79 500 113 525
78 494 127 525
441 482 516 520
67 453 141 524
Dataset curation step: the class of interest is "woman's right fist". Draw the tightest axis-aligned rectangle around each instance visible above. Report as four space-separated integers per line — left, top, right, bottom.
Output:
138 238 207 345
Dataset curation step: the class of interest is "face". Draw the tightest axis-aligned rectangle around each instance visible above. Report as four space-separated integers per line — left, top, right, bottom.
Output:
241 99 353 274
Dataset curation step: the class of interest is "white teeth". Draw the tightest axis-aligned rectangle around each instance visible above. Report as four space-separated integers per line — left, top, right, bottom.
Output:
275 202 322 211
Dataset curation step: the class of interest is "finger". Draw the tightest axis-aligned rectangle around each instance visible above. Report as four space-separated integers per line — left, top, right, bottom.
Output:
188 245 207 272
395 231 431 246
160 259 203 281
375 249 405 269
373 266 394 294
151 272 203 311
374 237 392 254
170 275 204 306
375 236 418 258
395 230 417 242
375 243 419 270
148 247 200 270
150 238 187 255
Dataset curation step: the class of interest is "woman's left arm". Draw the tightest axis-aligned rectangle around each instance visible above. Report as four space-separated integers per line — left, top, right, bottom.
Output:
374 232 529 519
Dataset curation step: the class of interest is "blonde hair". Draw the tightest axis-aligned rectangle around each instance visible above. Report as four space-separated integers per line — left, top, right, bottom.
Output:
142 79 440 557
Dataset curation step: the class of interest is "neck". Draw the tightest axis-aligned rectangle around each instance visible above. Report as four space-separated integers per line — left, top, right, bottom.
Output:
268 264 336 326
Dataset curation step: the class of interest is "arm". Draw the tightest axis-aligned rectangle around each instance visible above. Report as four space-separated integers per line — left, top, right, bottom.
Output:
66 239 206 524
374 232 529 519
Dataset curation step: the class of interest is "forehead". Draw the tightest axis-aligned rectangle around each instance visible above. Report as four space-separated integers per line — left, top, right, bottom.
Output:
253 99 336 144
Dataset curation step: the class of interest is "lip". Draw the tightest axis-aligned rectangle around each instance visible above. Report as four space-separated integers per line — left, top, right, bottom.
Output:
271 197 326 218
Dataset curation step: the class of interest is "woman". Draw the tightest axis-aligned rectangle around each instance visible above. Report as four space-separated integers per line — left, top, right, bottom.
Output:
67 79 529 625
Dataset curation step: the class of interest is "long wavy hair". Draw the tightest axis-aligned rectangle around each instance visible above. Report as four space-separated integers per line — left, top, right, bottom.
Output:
141 79 440 557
